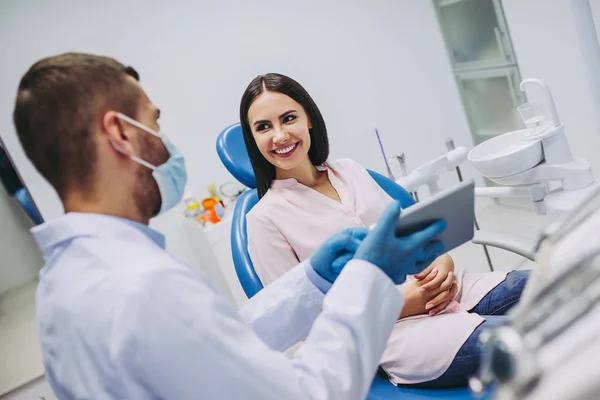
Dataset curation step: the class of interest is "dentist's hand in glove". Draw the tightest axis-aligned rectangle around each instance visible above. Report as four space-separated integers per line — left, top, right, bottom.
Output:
311 227 370 283
354 201 447 285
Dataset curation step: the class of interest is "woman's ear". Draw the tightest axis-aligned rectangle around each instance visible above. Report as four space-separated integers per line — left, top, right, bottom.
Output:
101 111 134 157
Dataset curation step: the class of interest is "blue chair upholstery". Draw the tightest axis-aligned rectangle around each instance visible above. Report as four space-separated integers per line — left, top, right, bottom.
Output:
14 188 43 225
217 123 488 399
231 188 263 297
367 169 416 208
216 123 257 189
368 377 490 400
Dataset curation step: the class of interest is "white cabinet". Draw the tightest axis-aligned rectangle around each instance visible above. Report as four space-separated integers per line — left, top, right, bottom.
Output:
456 67 526 144
202 216 248 308
436 0 516 68
184 214 248 308
434 0 526 149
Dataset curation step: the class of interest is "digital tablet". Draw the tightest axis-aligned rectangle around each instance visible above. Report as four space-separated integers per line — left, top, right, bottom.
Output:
395 180 475 253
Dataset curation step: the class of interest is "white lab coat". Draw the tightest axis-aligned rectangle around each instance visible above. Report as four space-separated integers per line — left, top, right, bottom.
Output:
33 213 403 400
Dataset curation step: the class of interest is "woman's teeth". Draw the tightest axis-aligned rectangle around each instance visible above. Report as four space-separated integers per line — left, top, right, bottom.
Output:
274 143 297 154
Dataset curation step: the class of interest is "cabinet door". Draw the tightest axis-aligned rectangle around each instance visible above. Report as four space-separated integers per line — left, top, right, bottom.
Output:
435 0 515 68
456 68 525 145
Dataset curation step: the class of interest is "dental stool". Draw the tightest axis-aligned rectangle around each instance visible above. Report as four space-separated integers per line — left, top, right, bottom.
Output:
217 123 489 399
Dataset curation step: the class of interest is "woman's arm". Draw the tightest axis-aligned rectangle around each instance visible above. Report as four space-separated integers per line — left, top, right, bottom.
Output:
398 280 430 319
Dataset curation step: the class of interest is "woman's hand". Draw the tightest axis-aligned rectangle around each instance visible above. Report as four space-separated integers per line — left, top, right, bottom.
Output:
414 254 455 291
399 274 458 318
421 274 458 316
413 254 458 316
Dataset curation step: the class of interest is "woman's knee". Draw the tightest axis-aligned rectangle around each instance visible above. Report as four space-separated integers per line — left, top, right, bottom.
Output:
506 269 531 295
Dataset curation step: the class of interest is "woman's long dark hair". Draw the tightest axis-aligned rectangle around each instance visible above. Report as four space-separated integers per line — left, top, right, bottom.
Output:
239 73 329 198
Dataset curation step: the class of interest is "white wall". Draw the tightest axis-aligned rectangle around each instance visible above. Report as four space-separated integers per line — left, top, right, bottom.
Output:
503 0 600 177
0 0 475 260
0 187 43 295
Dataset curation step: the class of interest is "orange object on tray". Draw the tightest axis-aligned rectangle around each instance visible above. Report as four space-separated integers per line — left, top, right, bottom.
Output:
201 198 221 223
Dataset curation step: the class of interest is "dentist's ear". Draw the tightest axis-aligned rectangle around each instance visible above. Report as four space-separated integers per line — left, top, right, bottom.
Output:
102 111 134 157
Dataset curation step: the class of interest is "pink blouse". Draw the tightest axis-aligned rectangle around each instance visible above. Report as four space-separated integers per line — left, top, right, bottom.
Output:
246 158 507 384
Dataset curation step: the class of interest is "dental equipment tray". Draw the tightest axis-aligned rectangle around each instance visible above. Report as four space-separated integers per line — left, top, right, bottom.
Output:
395 180 475 253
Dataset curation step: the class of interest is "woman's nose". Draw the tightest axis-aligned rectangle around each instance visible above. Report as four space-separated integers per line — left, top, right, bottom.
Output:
273 127 290 144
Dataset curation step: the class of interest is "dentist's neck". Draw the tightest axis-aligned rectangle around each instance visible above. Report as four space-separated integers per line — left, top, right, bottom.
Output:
63 187 148 225
275 159 322 188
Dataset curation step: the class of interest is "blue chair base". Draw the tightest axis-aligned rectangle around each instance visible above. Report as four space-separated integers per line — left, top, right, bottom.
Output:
368 374 492 400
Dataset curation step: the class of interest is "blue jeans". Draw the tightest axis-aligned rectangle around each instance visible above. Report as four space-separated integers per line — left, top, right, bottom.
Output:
414 269 531 388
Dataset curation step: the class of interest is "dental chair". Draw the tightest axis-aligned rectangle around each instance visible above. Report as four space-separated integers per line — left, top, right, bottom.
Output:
14 188 43 226
217 123 489 400
1 145 43 226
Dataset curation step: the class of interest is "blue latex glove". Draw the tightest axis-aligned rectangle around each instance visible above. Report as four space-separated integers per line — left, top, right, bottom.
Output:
354 201 447 285
311 227 370 283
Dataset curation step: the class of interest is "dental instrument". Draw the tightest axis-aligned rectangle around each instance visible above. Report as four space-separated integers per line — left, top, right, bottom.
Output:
468 78 599 221
394 146 469 196
370 76 600 399
468 187 600 400
373 79 598 270
462 79 600 400
374 128 396 181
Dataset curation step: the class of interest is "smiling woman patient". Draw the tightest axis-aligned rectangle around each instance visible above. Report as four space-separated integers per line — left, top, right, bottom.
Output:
240 72 531 388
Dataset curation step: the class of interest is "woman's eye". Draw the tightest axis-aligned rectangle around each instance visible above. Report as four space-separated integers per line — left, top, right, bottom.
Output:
256 123 270 132
283 115 296 124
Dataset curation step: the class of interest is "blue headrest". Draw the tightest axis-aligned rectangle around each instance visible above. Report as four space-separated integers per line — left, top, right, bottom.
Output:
216 123 256 189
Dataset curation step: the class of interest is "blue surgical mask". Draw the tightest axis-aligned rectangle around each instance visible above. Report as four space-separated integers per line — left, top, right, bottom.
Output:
114 113 188 216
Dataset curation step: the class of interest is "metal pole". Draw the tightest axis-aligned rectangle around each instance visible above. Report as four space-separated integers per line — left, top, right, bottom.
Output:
374 128 396 181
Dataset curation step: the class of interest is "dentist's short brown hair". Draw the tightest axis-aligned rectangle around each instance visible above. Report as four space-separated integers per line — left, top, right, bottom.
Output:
13 53 140 198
